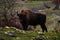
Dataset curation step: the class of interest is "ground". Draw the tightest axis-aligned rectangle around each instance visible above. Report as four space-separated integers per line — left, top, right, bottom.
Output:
0 26 60 40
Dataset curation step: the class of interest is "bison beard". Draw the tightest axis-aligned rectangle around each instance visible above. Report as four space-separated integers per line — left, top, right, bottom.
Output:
17 12 47 32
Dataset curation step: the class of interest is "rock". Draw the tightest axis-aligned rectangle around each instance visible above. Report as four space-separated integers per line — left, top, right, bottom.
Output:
4 31 16 37
20 30 26 34
31 36 35 40
16 37 20 40
38 32 44 35
5 26 10 29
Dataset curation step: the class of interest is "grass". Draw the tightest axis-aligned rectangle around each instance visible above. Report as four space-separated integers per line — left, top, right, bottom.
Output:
0 25 60 40
16 1 51 10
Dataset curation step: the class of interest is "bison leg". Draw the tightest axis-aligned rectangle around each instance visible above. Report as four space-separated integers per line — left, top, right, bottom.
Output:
30 25 36 29
22 24 28 30
40 24 47 32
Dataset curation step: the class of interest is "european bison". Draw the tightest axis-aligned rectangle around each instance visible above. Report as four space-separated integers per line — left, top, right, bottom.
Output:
17 10 47 32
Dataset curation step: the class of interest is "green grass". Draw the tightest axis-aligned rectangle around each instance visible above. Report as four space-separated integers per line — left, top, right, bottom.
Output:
0 26 60 40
